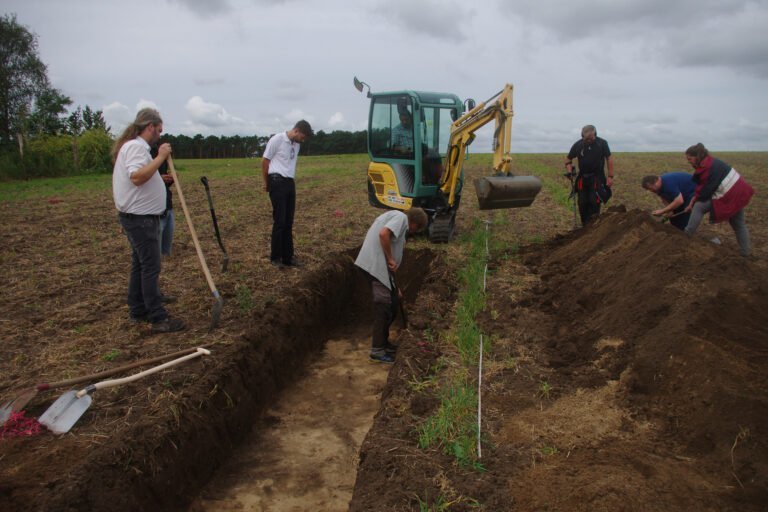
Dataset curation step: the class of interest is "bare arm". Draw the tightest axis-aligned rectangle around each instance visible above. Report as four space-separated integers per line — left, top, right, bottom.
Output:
379 227 396 272
653 193 684 216
262 158 271 192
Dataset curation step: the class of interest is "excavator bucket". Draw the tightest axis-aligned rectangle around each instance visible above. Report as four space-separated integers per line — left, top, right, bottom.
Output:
473 175 543 210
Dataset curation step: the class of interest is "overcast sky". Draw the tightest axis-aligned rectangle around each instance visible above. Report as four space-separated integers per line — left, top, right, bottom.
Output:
5 0 768 152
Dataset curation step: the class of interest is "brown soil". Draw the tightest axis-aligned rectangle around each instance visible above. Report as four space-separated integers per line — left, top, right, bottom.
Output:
1 153 766 511
188 333 391 511
350 207 768 511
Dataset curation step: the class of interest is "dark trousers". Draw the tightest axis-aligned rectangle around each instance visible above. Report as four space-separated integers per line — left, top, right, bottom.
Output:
368 276 398 354
268 175 296 264
119 213 167 323
670 209 691 230
577 175 601 226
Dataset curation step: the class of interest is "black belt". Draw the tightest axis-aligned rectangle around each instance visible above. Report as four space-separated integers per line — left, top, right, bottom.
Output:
268 174 293 181
119 212 162 219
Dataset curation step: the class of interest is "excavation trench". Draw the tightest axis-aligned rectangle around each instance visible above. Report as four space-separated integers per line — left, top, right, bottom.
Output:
0 248 443 512
180 248 440 511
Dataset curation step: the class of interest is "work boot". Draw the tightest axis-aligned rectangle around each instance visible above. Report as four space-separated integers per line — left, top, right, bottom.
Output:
129 313 151 324
151 317 186 333
284 258 304 268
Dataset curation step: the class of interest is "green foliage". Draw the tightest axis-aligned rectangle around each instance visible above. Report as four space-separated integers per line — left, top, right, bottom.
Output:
235 284 254 313
24 135 73 178
102 349 120 362
78 129 112 173
0 14 49 141
26 87 72 136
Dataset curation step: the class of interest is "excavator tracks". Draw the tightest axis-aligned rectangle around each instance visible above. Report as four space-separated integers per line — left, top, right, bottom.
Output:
428 212 455 243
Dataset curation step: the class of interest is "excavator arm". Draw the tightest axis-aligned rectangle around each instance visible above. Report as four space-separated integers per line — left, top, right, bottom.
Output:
440 84 515 208
438 83 541 214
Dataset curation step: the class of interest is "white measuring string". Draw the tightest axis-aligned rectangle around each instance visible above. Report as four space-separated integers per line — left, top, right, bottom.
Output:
478 220 491 459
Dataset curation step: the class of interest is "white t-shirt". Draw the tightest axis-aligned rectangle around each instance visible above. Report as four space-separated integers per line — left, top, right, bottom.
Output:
263 132 300 178
112 137 166 215
354 210 409 289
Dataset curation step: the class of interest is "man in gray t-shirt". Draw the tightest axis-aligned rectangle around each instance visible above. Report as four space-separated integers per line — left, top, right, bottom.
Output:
355 208 428 363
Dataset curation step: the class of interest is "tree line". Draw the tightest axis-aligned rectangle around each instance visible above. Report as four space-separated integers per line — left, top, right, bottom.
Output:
159 130 366 160
0 13 366 180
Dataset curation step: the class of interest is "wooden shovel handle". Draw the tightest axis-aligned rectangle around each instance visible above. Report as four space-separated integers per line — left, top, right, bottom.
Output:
166 156 220 299
36 345 212 391
76 348 211 398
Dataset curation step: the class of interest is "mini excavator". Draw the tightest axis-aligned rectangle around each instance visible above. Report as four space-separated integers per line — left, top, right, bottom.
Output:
354 78 542 242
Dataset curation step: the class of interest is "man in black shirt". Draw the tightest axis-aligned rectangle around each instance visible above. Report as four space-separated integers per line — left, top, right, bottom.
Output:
564 125 615 225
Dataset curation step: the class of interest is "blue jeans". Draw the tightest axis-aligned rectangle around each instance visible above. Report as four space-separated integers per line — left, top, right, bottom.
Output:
685 200 751 257
119 213 167 322
159 208 174 256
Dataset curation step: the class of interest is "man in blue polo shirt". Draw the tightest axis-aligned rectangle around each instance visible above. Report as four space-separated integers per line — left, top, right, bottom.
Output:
641 172 696 230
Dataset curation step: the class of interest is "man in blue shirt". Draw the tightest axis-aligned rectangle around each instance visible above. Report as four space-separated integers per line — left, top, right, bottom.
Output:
641 172 696 230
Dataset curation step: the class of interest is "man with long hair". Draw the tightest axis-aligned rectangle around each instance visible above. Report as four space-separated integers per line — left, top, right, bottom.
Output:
112 108 185 332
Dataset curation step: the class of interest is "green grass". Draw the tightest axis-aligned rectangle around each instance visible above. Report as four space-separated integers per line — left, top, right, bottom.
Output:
418 382 484 470
418 218 492 470
0 154 371 203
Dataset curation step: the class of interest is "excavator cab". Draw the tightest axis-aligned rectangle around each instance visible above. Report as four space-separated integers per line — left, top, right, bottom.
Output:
354 78 541 242
361 88 459 212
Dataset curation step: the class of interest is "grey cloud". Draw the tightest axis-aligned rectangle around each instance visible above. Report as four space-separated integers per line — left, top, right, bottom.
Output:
666 5 768 78
503 0 768 78
274 82 307 101
166 0 233 17
194 78 227 87
374 0 473 42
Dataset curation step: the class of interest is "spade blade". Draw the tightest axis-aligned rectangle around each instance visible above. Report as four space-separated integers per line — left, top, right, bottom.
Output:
38 390 93 434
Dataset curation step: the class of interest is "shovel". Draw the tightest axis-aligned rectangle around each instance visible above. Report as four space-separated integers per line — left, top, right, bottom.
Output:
200 176 229 272
38 347 210 435
167 157 224 331
388 271 408 329
0 345 210 426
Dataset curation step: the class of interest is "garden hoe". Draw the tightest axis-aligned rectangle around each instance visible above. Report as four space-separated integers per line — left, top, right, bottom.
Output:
200 176 229 272
38 347 210 434
168 157 224 331
0 346 210 426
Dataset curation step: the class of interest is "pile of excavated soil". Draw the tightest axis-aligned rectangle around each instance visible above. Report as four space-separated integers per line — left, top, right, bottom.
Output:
351 208 767 511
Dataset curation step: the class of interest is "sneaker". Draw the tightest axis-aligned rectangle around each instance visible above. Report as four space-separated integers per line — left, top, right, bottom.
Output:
270 259 285 268
384 342 398 355
369 352 395 364
151 317 186 333
283 258 304 268
160 295 177 304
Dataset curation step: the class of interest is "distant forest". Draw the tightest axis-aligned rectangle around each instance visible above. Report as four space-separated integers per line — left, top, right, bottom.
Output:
159 130 368 159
